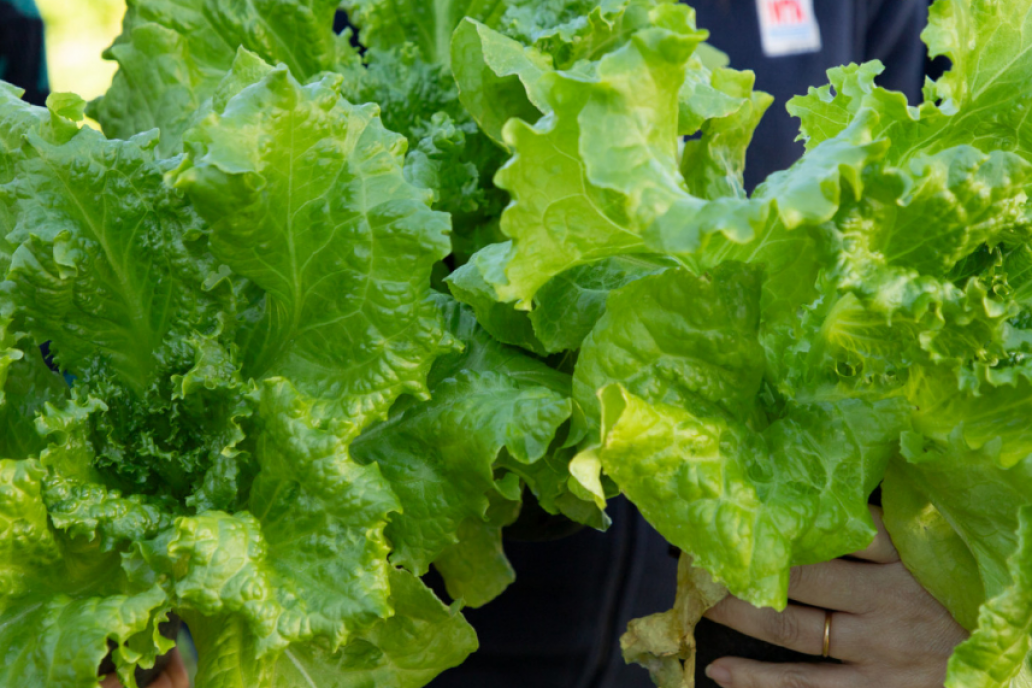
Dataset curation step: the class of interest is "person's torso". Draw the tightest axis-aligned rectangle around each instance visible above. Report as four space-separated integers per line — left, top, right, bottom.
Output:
0 0 49 106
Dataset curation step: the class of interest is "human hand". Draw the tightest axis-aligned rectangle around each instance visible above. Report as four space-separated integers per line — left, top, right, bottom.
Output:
99 649 189 688
701 506 968 688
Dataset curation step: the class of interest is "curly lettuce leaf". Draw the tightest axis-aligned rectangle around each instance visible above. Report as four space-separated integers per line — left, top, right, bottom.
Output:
427 293 572 396
432 514 517 609
0 345 66 460
454 6 784 309
340 43 510 263
449 243 678 355
0 81 250 503
573 261 903 606
489 7 726 308
4 124 227 398
790 1 1032 178
530 254 677 353
89 0 352 156
1 84 79 248
451 0 704 149
0 459 173 687
0 460 66 602
501 0 678 70
351 370 570 576
251 379 400 644
273 568 477 688
403 112 507 248
573 263 765 440
883 428 1032 633
451 18 552 148
341 0 511 66
0 588 171 688
906 365 1032 469
159 378 400 664
679 58 772 200
761 145 1032 397
946 506 1032 688
594 386 907 608
921 0 1032 164
646 108 889 267
446 242 548 356
173 53 451 436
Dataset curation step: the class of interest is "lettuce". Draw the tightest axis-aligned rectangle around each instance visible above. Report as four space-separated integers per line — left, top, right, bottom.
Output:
3 1 1032 687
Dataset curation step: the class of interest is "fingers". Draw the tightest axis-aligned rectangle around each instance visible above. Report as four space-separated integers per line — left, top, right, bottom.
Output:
99 675 122 688
850 505 900 564
705 595 862 660
705 658 861 688
788 559 880 614
167 650 190 688
150 651 190 688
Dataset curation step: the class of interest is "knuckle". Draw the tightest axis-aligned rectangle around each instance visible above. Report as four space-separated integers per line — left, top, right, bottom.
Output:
777 667 817 688
767 610 804 649
705 596 733 623
873 564 912 607
788 566 804 590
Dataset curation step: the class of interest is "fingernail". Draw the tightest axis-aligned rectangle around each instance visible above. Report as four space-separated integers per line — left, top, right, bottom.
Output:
706 663 732 685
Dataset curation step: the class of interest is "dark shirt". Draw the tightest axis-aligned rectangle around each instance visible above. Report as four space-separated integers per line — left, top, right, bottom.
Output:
696 0 928 189
0 0 49 106
424 2 929 688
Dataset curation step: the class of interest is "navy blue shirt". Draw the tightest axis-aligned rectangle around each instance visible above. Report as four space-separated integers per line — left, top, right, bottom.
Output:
695 0 927 189
0 0 49 106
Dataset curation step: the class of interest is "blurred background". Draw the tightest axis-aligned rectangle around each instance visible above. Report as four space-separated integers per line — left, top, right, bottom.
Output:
35 0 124 101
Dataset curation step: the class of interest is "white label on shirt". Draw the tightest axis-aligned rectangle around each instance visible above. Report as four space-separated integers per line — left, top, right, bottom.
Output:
755 0 822 57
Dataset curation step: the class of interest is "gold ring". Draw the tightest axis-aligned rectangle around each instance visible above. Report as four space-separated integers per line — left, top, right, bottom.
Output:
822 610 833 658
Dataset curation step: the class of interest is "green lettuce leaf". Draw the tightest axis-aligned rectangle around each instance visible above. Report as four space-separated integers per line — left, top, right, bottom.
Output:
0 345 66 460
0 459 173 688
679 59 772 200
178 612 274 688
946 506 1032 688
89 0 352 156
789 1 1032 177
342 0 511 66
4 123 227 398
427 293 572 396
921 0 1032 164
0 589 172 688
574 263 765 440
447 243 679 357
172 53 451 436
530 254 676 353
348 47 509 261
766 144 1031 397
273 568 477 688
433 514 517 609
160 377 400 661
454 5 779 309
451 18 552 148
446 242 548 356
501 0 677 70
351 370 570 576
906 365 1032 469
1 84 79 247
883 428 1032 633
594 386 907 608
489 7 720 308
